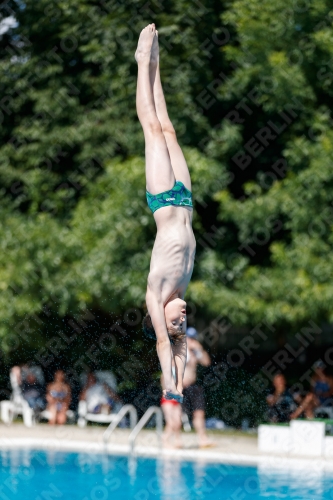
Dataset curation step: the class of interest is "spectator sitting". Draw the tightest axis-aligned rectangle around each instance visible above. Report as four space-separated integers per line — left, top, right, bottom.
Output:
266 373 297 423
21 370 46 412
80 373 122 415
11 365 46 412
46 370 71 425
291 361 333 419
311 361 333 406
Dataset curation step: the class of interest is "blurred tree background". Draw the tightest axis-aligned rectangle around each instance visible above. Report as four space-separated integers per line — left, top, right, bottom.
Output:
0 0 332 422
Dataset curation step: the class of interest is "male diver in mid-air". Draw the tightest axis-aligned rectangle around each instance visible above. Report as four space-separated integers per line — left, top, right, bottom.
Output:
136 24 196 403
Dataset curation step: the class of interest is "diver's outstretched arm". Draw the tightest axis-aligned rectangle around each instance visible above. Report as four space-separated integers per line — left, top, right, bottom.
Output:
146 289 183 402
171 338 187 395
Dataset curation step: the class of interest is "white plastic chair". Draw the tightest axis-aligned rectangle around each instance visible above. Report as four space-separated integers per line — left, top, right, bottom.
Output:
77 371 123 428
38 408 75 424
1 367 75 426
314 406 333 419
0 368 36 427
181 412 192 432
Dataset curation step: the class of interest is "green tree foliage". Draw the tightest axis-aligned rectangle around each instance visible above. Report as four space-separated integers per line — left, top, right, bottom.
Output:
0 0 332 355
191 0 333 330
0 0 228 349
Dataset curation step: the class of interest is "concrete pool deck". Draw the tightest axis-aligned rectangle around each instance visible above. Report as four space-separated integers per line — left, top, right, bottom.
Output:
0 423 332 470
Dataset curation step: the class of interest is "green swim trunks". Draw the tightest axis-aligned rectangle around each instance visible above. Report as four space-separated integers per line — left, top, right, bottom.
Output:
146 181 193 213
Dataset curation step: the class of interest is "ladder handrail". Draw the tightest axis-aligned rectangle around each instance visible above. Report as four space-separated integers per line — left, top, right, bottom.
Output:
182 411 192 432
129 406 163 453
103 404 137 444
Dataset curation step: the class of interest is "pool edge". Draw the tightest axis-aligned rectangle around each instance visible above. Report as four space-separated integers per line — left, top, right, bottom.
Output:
1 438 333 470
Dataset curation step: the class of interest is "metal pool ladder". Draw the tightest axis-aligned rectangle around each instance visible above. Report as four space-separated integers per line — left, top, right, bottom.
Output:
128 406 163 454
103 404 138 446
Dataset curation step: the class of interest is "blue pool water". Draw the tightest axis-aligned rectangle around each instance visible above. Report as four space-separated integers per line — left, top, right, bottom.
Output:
0 449 332 499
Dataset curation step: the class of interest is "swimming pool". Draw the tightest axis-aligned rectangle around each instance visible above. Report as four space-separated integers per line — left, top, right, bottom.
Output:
0 449 332 499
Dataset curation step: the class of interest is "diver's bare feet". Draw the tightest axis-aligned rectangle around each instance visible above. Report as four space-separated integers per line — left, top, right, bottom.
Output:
150 30 159 66
135 24 156 64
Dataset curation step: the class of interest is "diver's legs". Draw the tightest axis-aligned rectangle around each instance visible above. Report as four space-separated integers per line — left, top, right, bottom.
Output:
136 24 175 195
161 402 182 448
150 32 191 191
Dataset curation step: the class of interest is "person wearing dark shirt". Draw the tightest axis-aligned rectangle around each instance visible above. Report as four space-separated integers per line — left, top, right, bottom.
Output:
291 361 333 419
20 370 46 412
311 361 333 405
267 373 296 423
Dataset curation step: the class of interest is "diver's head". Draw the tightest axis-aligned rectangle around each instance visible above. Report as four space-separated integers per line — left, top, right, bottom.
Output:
164 297 187 336
142 298 187 341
